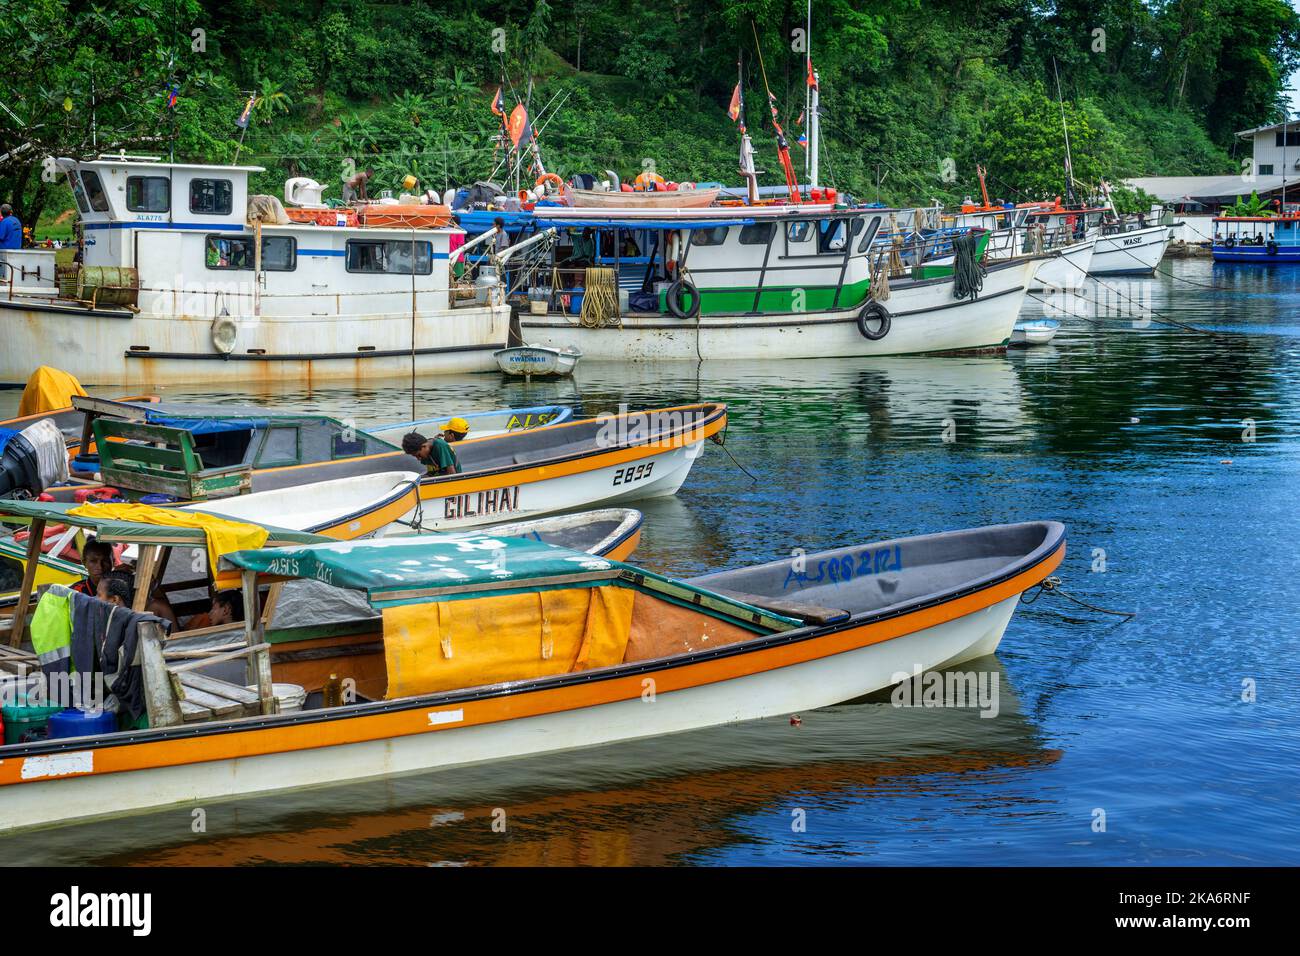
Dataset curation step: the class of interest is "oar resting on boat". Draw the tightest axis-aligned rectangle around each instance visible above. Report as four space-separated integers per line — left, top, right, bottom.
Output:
0 519 1064 833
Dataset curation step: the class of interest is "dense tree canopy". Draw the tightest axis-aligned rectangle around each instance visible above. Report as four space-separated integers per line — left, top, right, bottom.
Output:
2 0 1298 231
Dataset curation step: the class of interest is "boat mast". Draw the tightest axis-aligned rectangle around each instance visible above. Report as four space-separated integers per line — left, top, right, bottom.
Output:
805 0 820 189
1052 58 1078 206
751 20 802 202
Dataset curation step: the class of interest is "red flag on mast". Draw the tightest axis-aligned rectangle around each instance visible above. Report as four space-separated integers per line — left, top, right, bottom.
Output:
490 87 506 117
507 103 532 149
727 84 743 122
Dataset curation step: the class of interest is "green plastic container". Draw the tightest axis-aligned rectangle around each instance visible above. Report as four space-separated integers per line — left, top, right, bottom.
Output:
3 700 64 745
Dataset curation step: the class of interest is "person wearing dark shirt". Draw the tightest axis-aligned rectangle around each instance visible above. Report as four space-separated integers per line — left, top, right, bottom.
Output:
72 538 114 596
401 417 469 476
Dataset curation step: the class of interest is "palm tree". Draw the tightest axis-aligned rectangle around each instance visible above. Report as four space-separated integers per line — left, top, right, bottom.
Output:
252 76 293 124
392 90 432 127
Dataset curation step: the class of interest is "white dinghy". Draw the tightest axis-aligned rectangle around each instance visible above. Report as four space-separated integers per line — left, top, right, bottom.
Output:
494 345 582 378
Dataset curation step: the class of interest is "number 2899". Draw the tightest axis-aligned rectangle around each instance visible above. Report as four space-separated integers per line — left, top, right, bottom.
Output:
613 462 654 486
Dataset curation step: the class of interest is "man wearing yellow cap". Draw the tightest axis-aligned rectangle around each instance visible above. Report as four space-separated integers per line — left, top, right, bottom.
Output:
401 417 469 476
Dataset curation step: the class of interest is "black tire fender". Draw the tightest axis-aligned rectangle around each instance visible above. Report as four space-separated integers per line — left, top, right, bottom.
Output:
666 277 700 319
857 301 892 340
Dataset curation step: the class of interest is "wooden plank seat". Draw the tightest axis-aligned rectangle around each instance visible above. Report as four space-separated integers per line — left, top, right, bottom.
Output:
140 620 276 727
703 588 851 626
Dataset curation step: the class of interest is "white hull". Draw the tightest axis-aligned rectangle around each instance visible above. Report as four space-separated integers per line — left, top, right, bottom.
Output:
521 259 1039 360
406 441 704 531
1029 239 1096 290
1087 225 1170 275
0 300 508 387
0 593 1020 831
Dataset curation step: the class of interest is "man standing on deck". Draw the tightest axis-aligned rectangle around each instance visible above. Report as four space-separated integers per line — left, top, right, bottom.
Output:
401 418 470 476
0 204 21 249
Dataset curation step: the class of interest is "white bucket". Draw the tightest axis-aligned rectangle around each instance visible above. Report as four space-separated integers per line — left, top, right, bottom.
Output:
245 682 308 714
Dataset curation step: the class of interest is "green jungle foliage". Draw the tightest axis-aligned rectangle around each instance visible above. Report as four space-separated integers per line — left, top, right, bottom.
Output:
2 0 1298 233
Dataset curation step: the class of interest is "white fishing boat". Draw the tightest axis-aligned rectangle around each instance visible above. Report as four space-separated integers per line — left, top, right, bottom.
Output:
1029 238 1096 290
0 154 509 387
0 518 1065 832
523 207 1045 359
1010 319 1061 346
494 345 582 378
183 471 421 539
1086 224 1172 275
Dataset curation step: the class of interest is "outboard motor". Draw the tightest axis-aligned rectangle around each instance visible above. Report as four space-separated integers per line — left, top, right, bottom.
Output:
0 419 69 499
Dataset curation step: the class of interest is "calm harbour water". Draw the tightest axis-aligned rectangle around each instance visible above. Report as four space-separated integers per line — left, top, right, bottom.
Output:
3 257 1298 866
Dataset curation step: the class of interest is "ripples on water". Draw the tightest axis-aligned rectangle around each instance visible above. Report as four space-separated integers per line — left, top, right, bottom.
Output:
3 259 1298 865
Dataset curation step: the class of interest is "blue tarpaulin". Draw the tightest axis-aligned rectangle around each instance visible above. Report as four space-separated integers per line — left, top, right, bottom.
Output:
144 415 268 435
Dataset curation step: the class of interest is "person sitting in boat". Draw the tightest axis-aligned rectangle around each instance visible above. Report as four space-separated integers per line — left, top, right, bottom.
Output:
184 589 243 630
72 537 115 597
0 204 21 250
563 227 597 268
95 572 132 608
401 418 469 476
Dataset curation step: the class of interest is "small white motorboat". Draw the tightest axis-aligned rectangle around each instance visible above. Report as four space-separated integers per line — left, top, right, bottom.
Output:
494 345 582 378
1010 319 1061 347
183 471 421 539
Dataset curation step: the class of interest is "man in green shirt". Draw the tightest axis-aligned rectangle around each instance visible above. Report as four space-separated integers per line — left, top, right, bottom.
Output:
401 417 470 476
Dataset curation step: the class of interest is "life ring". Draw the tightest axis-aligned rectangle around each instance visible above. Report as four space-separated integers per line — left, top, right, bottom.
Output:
535 173 563 193
666 277 700 319
1224 235 1236 248
665 230 681 272
856 301 891 341
1267 239 1279 256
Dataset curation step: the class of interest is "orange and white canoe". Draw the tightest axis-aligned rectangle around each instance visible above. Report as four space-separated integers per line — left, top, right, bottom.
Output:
0 520 1064 833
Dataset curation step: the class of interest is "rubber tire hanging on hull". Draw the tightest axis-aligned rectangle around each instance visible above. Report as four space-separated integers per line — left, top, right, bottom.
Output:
1224 236 1235 248
857 301 892 340
666 278 700 319
1267 240 1279 256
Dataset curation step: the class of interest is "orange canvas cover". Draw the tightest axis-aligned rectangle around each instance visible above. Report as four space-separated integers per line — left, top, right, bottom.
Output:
382 585 635 699
357 204 453 229
18 366 87 417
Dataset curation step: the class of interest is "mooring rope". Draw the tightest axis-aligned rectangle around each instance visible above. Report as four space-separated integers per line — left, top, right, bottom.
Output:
952 231 986 300
1021 575 1135 620
1044 254 1235 338
578 266 620 328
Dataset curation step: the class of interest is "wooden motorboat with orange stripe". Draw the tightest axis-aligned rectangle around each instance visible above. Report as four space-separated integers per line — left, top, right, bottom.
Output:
31 398 723 532
0 518 1063 833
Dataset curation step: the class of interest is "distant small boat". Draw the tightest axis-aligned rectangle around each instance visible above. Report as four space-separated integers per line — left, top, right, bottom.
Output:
494 345 582 378
1010 319 1060 346
563 186 720 209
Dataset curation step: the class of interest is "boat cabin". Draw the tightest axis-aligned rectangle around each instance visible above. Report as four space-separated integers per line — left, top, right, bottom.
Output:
37 153 465 317
1212 215 1300 246
530 209 885 317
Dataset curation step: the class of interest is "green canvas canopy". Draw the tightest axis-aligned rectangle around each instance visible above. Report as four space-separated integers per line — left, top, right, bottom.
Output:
220 532 801 627
220 531 625 608
0 499 328 548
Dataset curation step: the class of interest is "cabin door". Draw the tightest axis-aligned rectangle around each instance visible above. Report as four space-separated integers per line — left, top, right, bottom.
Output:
134 229 185 315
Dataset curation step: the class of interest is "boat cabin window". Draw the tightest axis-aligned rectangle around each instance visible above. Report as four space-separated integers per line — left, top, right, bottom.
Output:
190 429 255 469
126 176 171 213
331 431 368 459
191 178 233 215
68 173 91 214
739 222 775 245
691 226 729 246
257 426 300 467
786 220 814 244
80 171 111 212
817 219 849 254
345 239 434 275
857 216 881 252
204 235 297 271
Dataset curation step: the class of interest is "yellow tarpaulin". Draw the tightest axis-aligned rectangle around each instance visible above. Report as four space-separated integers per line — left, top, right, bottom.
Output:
67 502 268 584
383 585 635 699
18 366 88 417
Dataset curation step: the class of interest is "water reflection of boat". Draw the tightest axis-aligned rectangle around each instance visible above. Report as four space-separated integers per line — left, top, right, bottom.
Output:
4 661 1057 865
